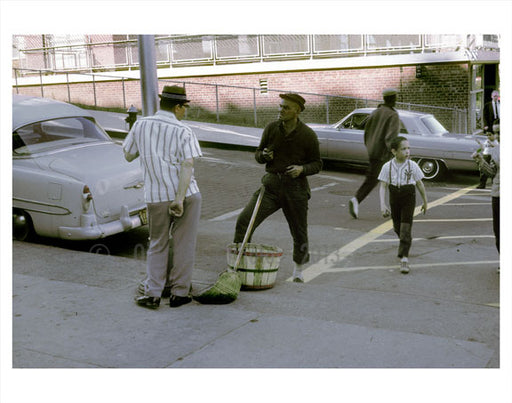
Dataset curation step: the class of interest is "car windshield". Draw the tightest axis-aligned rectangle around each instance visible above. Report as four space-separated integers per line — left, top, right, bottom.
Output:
13 117 111 155
336 113 369 130
420 115 449 136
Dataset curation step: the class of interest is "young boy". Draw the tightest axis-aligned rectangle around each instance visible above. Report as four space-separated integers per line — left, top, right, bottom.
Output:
378 136 428 274
476 130 499 189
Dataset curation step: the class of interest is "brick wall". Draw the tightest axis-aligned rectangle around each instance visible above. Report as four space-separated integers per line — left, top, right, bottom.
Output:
14 62 470 125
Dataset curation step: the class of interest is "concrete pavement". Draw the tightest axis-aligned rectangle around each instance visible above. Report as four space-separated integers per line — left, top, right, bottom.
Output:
7 111 506 403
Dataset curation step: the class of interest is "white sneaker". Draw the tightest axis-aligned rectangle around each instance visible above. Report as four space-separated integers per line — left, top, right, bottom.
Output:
400 259 410 274
349 197 359 219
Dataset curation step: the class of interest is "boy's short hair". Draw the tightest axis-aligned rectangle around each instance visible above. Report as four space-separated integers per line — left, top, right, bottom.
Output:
390 136 408 151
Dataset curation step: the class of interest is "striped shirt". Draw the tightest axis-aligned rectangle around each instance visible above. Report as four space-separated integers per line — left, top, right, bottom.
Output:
378 158 424 187
123 110 202 203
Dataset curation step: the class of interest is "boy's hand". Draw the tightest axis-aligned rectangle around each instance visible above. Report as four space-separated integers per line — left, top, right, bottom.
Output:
421 203 428 215
381 206 390 218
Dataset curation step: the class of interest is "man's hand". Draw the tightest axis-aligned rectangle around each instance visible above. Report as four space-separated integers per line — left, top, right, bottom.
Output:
286 165 303 178
262 148 274 161
169 200 184 217
421 203 428 215
381 206 391 218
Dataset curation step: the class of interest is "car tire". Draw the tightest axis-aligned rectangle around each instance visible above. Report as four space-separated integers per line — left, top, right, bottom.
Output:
13 209 35 241
415 158 445 181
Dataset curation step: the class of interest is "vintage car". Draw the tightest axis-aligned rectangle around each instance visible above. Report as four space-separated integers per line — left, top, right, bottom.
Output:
12 95 147 241
315 108 483 180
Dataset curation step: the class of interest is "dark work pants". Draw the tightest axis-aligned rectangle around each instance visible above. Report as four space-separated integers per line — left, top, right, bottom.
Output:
234 173 310 264
389 185 416 258
492 196 499 253
355 158 386 203
479 154 491 187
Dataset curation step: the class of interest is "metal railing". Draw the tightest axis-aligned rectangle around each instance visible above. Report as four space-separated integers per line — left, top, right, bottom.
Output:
12 68 468 133
12 34 499 74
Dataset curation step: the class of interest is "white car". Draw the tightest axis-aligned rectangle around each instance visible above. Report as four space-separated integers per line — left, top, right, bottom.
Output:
12 95 147 241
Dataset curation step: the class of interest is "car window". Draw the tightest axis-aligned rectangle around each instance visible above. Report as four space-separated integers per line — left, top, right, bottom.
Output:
399 120 408 134
420 115 449 136
13 117 110 155
339 113 369 130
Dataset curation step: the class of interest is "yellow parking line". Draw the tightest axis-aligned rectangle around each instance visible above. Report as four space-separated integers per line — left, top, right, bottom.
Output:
289 184 480 283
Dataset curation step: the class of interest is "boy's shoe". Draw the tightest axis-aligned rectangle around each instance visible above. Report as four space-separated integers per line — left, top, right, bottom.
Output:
349 197 359 219
135 295 161 309
400 260 410 274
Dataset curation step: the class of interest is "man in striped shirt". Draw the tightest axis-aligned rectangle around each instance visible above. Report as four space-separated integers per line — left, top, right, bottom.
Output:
123 85 202 309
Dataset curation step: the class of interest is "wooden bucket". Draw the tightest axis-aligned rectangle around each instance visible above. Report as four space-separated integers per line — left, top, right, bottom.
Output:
226 243 283 290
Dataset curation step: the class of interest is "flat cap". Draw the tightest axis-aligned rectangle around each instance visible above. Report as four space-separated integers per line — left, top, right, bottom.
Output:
279 93 306 111
159 85 190 102
382 88 398 97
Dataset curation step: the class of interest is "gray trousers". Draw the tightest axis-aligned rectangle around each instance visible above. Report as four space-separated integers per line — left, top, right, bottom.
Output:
145 193 202 298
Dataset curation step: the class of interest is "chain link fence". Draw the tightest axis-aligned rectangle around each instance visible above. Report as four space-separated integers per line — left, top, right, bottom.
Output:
13 68 468 133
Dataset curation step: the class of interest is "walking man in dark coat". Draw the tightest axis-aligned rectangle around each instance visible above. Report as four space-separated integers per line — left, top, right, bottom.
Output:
349 88 400 219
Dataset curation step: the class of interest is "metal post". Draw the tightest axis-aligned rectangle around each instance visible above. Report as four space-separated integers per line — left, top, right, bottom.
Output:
66 73 71 103
253 88 257 126
92 75 97 107
138 35 159 116
39 70 44 97
14 69 19 94
122 77 126 110
325 95 330 125
215 84 219 122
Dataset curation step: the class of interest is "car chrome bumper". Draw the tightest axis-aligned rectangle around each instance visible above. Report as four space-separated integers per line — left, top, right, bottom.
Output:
58 206 146 240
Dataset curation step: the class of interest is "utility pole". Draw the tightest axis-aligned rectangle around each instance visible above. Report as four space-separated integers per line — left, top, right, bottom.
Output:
137 35 159 116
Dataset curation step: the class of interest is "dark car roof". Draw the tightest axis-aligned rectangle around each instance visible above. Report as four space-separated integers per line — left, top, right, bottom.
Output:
12 95 94 131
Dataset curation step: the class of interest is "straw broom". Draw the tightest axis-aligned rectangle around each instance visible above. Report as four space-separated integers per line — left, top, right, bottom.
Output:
192 187 265 304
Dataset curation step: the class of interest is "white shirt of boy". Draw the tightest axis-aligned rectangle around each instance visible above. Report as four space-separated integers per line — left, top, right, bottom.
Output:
483 138 499 156
378 158 424 187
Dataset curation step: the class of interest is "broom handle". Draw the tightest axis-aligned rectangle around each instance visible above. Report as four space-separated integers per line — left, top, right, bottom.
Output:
233 186 265 271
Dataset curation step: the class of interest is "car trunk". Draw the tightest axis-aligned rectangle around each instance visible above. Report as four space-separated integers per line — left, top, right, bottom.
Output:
45 142 145 223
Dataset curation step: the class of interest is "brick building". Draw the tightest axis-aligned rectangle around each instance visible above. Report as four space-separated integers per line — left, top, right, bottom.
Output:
12 34 500 133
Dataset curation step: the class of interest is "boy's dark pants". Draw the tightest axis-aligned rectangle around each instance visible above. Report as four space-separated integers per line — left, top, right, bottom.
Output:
389 185 416 258
479 154 492 187
492 196 499 252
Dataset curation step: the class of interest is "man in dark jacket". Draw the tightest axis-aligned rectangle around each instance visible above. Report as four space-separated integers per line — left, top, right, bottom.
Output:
483 90 500 134
349 88 400 219
233 93 322 282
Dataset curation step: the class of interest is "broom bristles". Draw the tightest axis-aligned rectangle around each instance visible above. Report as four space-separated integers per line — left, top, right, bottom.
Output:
192 270 241 304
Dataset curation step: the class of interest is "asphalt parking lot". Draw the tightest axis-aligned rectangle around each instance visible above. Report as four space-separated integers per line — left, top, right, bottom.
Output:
7 115 506 403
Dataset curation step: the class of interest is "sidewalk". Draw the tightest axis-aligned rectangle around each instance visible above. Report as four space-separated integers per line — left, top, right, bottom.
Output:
8 110 503 403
